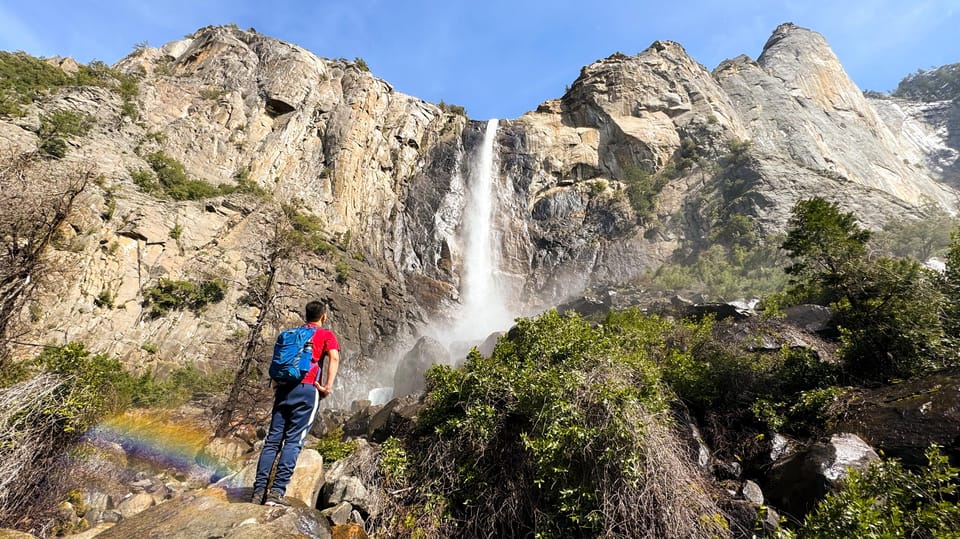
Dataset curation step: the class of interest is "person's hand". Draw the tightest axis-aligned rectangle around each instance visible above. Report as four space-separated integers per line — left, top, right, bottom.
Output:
314 381 330 398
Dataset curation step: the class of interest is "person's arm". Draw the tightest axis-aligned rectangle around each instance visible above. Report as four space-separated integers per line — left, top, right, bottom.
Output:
317 349 340 397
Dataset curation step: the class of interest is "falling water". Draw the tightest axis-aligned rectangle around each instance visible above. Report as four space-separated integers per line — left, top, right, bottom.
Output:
354 119 513 406
450 119 512 344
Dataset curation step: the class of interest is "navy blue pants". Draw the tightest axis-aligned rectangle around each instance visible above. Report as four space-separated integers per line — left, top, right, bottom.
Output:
253 382 319 495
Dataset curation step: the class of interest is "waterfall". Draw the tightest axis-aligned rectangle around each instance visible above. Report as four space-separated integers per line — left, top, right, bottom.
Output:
355 119 514 407
450 119 512 344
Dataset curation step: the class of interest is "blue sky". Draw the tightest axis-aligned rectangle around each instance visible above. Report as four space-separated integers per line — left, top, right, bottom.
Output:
1 1 958 120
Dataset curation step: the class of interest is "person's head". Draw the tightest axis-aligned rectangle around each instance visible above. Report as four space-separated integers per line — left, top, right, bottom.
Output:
305 300 329 324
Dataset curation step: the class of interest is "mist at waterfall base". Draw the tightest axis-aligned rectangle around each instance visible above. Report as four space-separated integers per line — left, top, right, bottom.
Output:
327 120 518 408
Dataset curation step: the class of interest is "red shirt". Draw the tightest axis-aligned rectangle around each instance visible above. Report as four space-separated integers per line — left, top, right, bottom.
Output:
301 323 339 386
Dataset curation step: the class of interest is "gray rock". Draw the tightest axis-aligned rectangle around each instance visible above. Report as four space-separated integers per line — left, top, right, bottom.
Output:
393 336 450 397
741 480 764 506
763 433 878 517
320 501 353 526
784 305 833 333
116 493 155 519
91 488 331 539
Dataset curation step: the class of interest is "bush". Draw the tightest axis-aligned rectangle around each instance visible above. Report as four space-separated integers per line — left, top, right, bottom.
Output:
437 100 467 116
313 426 357 463
130 363 233 408
143 277 227 318
785 446 960 538
621 164 667 221
138 151 223 200
384 309 727 538
37 109 95 158
782 198 948 381
0 52 136 117
33 343 136 431
281 203 334 255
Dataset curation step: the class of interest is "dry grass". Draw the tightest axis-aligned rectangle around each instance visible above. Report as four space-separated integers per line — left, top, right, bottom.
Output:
0 373 79 534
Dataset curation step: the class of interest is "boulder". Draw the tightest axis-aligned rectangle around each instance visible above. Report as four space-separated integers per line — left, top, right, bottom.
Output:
763 433 878 518
197 437 253 473
320 501 354 526
393 336 449 397
836 367 960 466
93 488 331 539
320 441 378 518
215 448 325 508
784 305 832 333
741 480 764 506
321 477 370 517
116 492 155 519
367 395 422 442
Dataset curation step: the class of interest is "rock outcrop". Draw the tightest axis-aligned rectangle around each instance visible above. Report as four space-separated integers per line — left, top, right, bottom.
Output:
3 22 959 405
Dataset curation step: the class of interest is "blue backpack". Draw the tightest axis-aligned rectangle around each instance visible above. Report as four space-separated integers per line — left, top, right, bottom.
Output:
269 326 318 383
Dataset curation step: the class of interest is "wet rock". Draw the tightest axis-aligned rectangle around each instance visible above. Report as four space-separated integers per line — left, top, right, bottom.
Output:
393 336 449 397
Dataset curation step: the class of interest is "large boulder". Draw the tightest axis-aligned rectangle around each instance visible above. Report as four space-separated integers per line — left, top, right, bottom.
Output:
393 336 449 397
762 433 879 519
95 488 331 538
215 448 325 507
836 367 960 466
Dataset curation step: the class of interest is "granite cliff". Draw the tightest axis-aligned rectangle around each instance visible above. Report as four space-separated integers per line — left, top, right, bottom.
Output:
1 23 958 403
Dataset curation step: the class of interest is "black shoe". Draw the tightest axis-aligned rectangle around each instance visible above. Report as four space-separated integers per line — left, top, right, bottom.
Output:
250 488 265 504
264 490 290 507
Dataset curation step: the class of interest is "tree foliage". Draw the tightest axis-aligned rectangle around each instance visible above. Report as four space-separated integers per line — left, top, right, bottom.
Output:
781 197 948 381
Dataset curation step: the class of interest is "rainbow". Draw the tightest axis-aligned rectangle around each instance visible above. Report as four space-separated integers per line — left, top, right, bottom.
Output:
82 410 232 481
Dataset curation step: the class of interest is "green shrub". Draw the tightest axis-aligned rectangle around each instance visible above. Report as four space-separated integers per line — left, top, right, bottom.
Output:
168 223 183 240
782 198 949 381
130 363 233 408
0 52 137 117
393 309 726 538
335 259 350 284
437 100 467 116
0 52 72 115
132 151 229 200
34 343 136 431
281 203 334 255
354 57 370 72
143 277 227 318
94 289 115 309
784 446 960 538
37 109 95 158
313 426 357 463
621 163 667 221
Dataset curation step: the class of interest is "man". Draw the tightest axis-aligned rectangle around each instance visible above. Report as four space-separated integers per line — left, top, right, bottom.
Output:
251 300 341 506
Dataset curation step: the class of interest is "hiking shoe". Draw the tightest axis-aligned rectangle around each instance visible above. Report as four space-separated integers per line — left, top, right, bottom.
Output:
264 490 290 507
250 488 266 505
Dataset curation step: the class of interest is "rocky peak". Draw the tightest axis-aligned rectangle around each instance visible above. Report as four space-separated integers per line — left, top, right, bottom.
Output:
758 22 866 114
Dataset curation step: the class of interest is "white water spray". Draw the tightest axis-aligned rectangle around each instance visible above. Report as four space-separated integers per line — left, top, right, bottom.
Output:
450 119 512 344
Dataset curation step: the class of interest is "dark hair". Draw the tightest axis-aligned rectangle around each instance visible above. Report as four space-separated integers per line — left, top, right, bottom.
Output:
305 300 328 323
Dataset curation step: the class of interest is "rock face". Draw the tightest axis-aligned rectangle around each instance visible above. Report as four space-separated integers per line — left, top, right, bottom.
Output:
3 23 959 403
